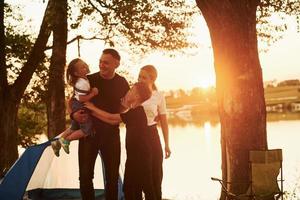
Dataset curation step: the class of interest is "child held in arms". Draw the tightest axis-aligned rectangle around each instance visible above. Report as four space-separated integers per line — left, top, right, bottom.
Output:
51 58 98 157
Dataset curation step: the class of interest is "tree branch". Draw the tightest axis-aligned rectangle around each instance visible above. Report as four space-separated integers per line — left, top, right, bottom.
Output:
87 0 102 13
0 1 7 89
12 0 53 102
45 35 106 50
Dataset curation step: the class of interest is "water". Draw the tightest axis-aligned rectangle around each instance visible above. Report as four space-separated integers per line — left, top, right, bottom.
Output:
21 113 300 199
160 122 222 200
157 113 300 200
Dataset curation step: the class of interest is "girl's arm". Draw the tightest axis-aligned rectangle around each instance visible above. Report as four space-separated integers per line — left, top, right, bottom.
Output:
84 102 122 125
159 114 171 159
78 87 98 102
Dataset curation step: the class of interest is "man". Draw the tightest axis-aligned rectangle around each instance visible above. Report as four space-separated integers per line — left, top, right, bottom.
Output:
73 48 129 200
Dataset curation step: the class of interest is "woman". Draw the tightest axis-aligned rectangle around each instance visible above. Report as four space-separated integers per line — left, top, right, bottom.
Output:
85 82 156 200
138 65 171 200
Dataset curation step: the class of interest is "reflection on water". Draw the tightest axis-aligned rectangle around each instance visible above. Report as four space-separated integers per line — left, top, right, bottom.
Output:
160 122 221 200
167 111 300 127
20 113 300 199
267 112 300 121
159 113 300 199
167 113 220 128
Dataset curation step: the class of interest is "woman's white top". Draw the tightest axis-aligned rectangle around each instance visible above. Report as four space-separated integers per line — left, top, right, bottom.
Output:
74 78 91 101
142 90 167 126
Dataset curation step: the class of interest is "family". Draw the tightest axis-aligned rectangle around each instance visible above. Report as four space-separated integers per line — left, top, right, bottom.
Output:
51 48 171 200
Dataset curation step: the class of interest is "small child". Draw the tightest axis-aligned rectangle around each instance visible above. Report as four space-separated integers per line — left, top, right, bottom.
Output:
51 58 98 157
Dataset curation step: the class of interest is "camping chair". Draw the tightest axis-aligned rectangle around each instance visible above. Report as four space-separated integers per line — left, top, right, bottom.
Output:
212 149 284 200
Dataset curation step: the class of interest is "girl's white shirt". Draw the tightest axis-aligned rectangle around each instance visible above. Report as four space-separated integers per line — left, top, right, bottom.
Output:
142 90 167 126
74 78 91 101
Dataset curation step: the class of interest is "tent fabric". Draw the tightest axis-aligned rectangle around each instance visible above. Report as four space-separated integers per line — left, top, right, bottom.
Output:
0 139 124 200
0 141 50 200
27 188 105 200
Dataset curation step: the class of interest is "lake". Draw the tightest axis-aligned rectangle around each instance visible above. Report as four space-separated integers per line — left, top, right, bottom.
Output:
20 113 300 200
156 113 300 200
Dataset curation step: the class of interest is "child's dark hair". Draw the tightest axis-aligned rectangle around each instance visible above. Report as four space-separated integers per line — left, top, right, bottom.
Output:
103 48 121 61
133 82 152 103
66 58 82 86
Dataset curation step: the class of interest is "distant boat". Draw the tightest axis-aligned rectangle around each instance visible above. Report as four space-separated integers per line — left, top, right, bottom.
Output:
175 109 193 121
291 102 300 112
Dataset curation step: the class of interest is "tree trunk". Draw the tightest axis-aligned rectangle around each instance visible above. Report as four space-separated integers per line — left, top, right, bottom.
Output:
196 0 268 197
0 92 19 177
0 0 5 87
47 0 68 139
0 0 53 177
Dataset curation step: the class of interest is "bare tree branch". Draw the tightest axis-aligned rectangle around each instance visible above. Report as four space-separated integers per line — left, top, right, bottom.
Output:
45 35 106 50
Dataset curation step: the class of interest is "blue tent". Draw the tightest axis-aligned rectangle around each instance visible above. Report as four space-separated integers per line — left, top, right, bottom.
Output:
0 139 124 200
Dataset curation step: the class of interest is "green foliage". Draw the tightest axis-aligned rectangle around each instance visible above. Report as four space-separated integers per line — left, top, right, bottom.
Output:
166 87 217 109
4 3 50 147
277 79 300 87
17 103 47 148
257 0 300 50
4 3 35 83
5 3 49 102
23 58 50 103
68 0 197 54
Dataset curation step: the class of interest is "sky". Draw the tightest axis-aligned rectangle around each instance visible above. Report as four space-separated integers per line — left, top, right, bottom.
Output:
9 0 300 91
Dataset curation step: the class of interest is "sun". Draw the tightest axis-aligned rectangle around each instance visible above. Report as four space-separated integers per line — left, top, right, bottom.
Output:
194 79 215 89
200 80 213 89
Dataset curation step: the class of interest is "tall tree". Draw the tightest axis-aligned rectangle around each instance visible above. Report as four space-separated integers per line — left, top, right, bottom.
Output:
47 0 68 139
195 0 300 198
1 0 195 176
0 0 53 177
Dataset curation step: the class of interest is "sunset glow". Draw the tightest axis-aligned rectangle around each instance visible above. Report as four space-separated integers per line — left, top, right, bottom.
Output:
4 1 300 200
8 0 300 92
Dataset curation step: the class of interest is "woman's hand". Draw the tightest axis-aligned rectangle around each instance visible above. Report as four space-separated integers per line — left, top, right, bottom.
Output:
154 115 160 123
165 145 171 159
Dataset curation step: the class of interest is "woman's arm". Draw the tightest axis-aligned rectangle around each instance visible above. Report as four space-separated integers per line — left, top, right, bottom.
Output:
85 102 122 125
159 114 171 159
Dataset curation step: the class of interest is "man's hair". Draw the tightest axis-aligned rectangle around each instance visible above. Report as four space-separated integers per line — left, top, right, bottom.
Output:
102 48 121 61
133 82 152 103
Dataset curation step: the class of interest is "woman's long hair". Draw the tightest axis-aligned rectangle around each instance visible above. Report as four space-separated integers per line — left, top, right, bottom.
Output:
141 65 158 90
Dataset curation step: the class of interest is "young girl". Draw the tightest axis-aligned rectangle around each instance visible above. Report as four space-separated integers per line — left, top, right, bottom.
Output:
84 82 157 200
51 58 98 157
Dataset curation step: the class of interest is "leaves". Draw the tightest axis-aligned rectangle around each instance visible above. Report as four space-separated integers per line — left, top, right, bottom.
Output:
4 3 50 101
68 0 197 54
18 103 47 148
257 0 300 50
